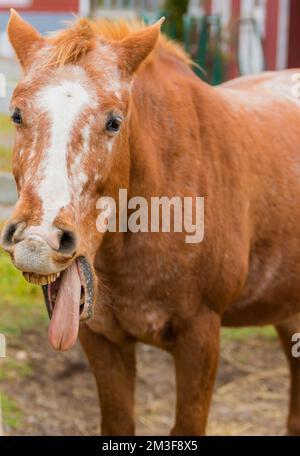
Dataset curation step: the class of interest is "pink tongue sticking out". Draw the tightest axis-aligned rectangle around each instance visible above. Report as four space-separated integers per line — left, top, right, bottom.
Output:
48 261 82 352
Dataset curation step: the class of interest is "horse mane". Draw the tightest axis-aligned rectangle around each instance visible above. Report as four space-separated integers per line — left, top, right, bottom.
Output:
47 17 192 68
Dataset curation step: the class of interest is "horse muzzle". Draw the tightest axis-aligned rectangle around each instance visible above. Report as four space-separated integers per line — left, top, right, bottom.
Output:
0 220 95 351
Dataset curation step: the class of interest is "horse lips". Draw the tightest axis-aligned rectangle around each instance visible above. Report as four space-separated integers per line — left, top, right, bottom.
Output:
48 261 82 352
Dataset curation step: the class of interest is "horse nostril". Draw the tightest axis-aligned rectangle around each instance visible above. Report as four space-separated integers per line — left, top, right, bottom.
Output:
1 222 20 248
58 230 77 256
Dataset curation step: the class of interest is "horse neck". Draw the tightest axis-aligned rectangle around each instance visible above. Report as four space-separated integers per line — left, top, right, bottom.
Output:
126 61 228 199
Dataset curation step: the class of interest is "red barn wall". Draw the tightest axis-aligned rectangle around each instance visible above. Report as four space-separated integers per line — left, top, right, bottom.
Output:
288 0 300 68
0 0 79 13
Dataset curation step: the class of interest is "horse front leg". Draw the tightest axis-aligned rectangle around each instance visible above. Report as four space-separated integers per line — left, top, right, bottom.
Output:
79 324 136 436
171 309 220 436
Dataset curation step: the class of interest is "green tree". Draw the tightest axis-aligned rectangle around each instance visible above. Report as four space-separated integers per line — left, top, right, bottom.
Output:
164 0 189 39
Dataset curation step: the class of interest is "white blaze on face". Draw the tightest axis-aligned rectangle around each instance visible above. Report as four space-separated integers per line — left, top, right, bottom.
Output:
36 80 91 225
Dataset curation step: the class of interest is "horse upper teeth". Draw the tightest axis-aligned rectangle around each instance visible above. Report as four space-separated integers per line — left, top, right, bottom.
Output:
23 272 61 285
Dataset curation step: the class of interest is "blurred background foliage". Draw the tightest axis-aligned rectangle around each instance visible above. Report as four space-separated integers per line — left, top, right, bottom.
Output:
164 0 189 39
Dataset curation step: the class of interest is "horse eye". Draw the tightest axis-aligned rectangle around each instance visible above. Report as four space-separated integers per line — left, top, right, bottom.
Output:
106 115 122 135
11 108 22 125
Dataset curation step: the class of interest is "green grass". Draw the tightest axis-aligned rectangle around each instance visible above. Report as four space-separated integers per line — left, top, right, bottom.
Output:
0 249 46 338
0 249 46 431
0 358 32 382
0 145 12 172
1 393 22 430
221 326 277 342
0 114 13 172
0 114 13 135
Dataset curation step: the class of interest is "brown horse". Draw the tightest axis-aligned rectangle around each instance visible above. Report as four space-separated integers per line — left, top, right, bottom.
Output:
2 9 300 435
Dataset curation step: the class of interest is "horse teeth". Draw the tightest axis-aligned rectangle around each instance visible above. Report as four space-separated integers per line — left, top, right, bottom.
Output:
48 272 60 283
23 272 61 286
23 272 34 284
42 276 49 285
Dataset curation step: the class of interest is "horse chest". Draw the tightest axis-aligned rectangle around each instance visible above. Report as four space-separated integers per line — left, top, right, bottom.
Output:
115 271 175 345
90 257 178 346
88 291 173 347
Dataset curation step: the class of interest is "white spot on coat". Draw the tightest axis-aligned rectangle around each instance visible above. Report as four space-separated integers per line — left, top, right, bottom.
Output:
107 138 115 153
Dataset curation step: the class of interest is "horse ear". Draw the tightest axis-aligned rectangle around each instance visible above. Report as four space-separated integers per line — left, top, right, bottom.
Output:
117 17 165 76
7 9 44 71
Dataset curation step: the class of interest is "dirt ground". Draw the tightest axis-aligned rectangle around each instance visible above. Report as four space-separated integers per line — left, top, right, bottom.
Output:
1 328 290 436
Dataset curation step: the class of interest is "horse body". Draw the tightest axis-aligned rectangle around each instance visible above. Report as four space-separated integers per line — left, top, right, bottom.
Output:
2 10 300 435
221 70 300 326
